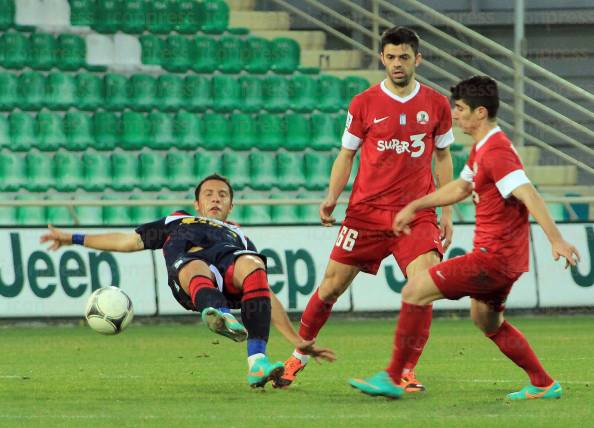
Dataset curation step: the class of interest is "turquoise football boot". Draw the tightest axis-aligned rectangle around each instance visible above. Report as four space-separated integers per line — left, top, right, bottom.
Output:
507 381 563 400
349 371 404 399
201 307 247 342
247 355 285 388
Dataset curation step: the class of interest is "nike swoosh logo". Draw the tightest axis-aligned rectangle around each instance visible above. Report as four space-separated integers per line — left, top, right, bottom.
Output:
249 370 264 377
436 270 446 280
373 116 389 124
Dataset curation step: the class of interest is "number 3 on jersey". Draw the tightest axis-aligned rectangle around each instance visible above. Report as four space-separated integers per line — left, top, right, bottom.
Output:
335 226 358 251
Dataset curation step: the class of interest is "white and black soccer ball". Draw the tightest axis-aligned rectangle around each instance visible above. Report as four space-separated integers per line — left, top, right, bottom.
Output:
85 286 134 335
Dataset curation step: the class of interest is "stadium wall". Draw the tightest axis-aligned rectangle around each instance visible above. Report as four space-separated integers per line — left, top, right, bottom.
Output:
0 224 592 318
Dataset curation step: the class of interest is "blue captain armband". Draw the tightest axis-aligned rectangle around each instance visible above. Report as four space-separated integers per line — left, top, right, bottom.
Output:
72 233 86 245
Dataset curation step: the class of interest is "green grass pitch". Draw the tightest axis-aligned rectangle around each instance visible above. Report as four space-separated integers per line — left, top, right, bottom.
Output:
1 316 593 427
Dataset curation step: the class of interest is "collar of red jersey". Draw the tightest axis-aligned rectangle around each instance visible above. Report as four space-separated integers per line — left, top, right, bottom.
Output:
380 80 420 103
476 126 502 151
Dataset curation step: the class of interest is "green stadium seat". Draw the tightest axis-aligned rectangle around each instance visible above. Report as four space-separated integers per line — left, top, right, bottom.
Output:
343 76 369 106
25 152 53 191
37 112 65 151
0 0 15 30
83 153 111 191
146 0 175 34
240 200 272 225
318 75 344 113
162 35 191 72
148 112 175 150
452 152 468 177
290 74 317 113
243 36 271 74
129 194 160 224
221 152 249 190
257 114 284 151
174 111 204 150
30 33 56 70
46 194 76 226
138 152 166 191
121 0 146 34
47 72 77 110
230 113 257 150
64 111 94 151
156 75 184 112
70 0 95 27
0 73 18 111
128 74 156 112
102 194 133 226
239 76 263 113
76 73 103 111
54 152 83 192
1 32 29 69
74 194 104 225
0 152 25 191
0 115 9 149
121 111 148 150
103 74 128 111
456 202 475 222
285 114 310 151
139 34 163 66
304 152 331 190
175 0 202 34
16 194 47 226
249 151 275 190
212 75 240 113
201 0 229 34
93 0 121 34
202 113 229 150
297 194 321 223
166 151 194 190
276 152 305 190
271 38 300 74
190 35 218 73
56 34 85 71
10 112 36 152
0 193 17 225
218 35 243 74
263 75 290 113
184 75 211 112
311 113 339 151
157 194 191 218
111 152 139 191
19 71 45 111
270 194 300 224
195 150 222 179
93 111 119 151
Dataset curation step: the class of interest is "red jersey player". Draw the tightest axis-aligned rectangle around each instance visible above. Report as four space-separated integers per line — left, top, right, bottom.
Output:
276 27 455 390
350 75 580 400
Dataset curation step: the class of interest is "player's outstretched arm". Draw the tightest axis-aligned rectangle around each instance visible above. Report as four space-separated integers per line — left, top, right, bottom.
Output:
320 148 356 227
511 183 580 268
40 225 145 253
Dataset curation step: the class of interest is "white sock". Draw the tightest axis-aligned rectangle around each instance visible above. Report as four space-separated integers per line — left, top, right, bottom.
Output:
292 350 310 365
247 353 266 369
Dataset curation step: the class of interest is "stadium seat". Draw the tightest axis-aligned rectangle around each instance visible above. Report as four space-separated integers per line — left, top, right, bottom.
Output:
0 0 15 30
74 193 104 225
102 194 133 226
297 194 321 223
25 151 53 191
84 34 114 69
121 0 146 34
249 151 275 190
128 74 156 112
146 0 175 34
93 0 121 34
1 32 29 69
202 113 229 150
121 111 148 150
218 35 243 74
174 110 204 150
18 71 45 111
239 76 263 113
0 193 17 225
69 0 95 27
148 112 175 150
201 0 229 34
139 34 163 66
63 111 94 151
257 114 284 151
103 73 128 111
271 38 300 74
111 152 138 191
156 75 184 112
311 113 339 151
212 75 240 113
244 36 272 74
83 153 111 191
195 150 221 180
240 201 272 225
37 111 65 151
138 152 166 191
129 194 160 224
263 75 290 113
46 194 75 226
56 34 85 70
54 151 83 192
0 152 25 191
0 115 9 149
229 113 257 150
76 73 103 111
175 0 201 34
0 72 18 111
166 151 195 190
184 75 211 112
318 75 344 113
452 152 468 177
276 152 305 190
93 111 119 151
10 112 36 152
285 113 310 151
157 193 190 218
304 152 332 191
190 36 218 73
47 72 77 110
162 35 191 72
270 194 300 224
16 194 46 226
29 33 56 70
221 152 249 190
290 74 317 113
343 76 369 106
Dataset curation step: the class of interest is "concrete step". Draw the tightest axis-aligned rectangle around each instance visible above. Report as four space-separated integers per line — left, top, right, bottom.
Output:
324 69 384 84
226 0 255 11
538 185 594 196
229 11 290 30
516 146 541 166
251 30 326 50
301 50 363 70
526 165 578 186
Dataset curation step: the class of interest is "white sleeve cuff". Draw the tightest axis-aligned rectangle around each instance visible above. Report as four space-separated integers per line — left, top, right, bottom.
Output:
496 169 530 198
342 130 362 150
435 128 454 149
459 165 473 182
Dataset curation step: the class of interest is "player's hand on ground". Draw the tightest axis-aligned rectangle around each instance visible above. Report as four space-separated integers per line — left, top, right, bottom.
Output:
393 205 415 236
551 239 580 269
320 198 337 227
439 212 454 251
40 225 72 251
295 339 336 363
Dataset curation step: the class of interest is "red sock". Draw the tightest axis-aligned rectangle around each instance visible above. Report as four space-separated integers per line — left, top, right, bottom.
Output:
298 289 335 341
386 302 432 383
188 275 216 304
403 303 432 372
486 320 553 387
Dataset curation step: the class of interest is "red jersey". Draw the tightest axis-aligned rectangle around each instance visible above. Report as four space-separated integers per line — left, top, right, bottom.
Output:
342 80 454 230
460 126 530 274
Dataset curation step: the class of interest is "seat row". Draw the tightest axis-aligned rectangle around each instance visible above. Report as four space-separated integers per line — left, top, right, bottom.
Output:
0 72 368 113
0 111 346 151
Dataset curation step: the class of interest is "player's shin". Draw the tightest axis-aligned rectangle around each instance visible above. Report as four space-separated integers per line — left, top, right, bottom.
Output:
403 304 432 373
189 275 228 312
298 288 336 342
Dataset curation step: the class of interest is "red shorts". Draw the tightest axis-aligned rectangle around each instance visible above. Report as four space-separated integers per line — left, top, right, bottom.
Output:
428 250 522 312
330 219 443 275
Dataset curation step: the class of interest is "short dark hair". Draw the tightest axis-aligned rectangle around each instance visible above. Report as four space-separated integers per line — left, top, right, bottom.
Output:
380 26 420 54
450 75 500 119
194 174 234 201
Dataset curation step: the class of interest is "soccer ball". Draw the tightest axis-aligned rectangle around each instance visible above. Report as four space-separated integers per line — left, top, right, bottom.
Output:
85 286 134 335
